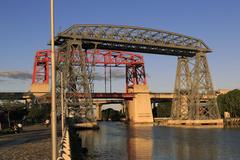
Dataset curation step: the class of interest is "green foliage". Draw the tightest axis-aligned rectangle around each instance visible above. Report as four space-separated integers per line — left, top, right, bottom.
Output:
101 108 121 121
217 89 240 118
0 100 25 112
27 104 50 123
0 100 27 128
152 101 172 118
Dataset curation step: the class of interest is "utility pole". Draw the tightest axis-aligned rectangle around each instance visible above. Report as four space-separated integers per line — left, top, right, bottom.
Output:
104 65 107 93
110 66 112 93
61 72 65 136
50 0 57 159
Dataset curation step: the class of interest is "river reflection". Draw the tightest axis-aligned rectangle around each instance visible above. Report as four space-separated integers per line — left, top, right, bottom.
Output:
78 122 240 160
127 124 153 160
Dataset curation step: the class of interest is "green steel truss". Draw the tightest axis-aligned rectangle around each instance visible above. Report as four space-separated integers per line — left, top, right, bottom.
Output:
55 24 211 57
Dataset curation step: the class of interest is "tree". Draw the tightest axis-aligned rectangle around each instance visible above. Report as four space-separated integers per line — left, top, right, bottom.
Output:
101 108 121 121
217 89 240 118
27 104 51 123
0 100 26 128
152 101 172 117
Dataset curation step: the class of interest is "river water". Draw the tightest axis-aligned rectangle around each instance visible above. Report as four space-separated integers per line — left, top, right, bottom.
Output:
78 122 240 160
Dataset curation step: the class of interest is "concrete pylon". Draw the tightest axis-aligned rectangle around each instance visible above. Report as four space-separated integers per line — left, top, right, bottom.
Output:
126 84 153 123
30 83 49 97
95 104 102 121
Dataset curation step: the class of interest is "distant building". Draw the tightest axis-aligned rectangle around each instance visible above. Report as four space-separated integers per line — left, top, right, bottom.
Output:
216 89 231 96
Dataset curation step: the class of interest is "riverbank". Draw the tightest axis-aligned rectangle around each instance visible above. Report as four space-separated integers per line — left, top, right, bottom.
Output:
0 124 61 160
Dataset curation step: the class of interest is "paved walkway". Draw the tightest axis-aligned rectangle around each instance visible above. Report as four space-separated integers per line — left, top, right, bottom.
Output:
0 124 61 160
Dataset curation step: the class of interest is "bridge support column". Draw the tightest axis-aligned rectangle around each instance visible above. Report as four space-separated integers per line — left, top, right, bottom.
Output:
58 40 95 121
172 54 220 120
127 84 153 123
31 50 50 97
30 83 50 97
171 57 191 120
95 104 102 121
189 52 220 119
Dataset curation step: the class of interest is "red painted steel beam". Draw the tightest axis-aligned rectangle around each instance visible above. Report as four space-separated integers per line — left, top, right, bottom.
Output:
57 49 144 66
32 49 147 92
32 50 51 84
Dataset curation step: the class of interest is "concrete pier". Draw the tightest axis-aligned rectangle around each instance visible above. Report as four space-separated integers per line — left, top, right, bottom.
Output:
127 84 153 123
95 104 102 121
155 118 224 128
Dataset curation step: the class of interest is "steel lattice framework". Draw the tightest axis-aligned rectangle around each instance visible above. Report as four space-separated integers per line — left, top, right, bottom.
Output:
171 54 220 120
188 53 220 119
32 49 146 89
51 24 220 121
32 50 50 84
171 57 191 120
55 24 211 57
32 49 147 121
57 49 144 66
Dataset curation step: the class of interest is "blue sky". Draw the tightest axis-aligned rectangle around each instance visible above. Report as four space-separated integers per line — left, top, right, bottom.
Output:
0 0 239 92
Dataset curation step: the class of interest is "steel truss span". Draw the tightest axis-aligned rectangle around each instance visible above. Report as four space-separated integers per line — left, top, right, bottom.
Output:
32 49 147 92
42 24 219 121
55 24 211 57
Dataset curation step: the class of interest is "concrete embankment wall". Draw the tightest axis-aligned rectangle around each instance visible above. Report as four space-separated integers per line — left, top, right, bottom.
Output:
155 118 224 128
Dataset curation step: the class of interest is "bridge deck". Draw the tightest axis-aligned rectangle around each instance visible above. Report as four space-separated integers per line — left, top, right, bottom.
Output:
0 92 174 102
55 24 211 57
0 92 33 100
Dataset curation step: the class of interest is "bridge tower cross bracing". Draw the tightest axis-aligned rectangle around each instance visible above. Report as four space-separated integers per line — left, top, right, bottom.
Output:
171 57 191 120
126 59 147 92
57 40 95 122
31 50 51 96
172 52 220 120
188 52 220 120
